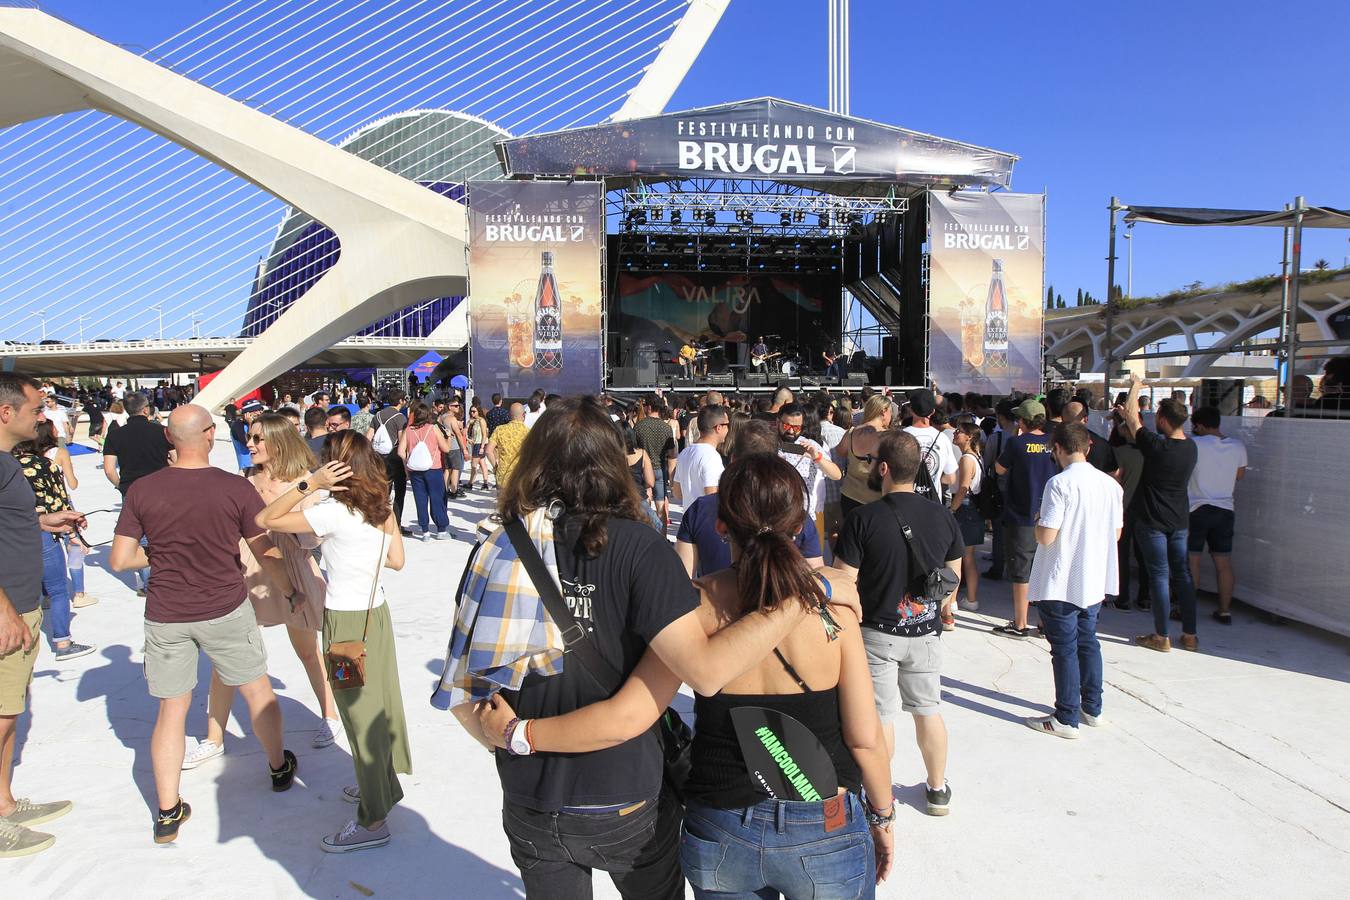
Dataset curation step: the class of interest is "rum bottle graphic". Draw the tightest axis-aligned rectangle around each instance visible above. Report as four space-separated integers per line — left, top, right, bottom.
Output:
983 259 1009 369
534 250 563 375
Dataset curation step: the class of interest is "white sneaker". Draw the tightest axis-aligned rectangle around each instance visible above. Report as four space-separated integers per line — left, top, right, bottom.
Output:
182 739 223 770
1024 715 1080 740
959 597 979 612
321 819 390 853
312 718 343 749
1080 711 1106 728
420 532 431 543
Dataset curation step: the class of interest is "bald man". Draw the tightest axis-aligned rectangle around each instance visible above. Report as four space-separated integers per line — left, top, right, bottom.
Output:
110 405 298 844
1063 401 1119 477
487 402 530 491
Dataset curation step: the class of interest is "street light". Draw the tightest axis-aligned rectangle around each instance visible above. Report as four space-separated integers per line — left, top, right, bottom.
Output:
77 314 85 343
191 311 203 340
151 303 164 340
31 309 47 341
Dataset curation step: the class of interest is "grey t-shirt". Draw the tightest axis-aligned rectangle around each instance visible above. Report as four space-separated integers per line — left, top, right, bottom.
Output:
0 453 43 614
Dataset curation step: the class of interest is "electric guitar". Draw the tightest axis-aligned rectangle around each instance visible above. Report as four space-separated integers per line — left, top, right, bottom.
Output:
750 351 782 367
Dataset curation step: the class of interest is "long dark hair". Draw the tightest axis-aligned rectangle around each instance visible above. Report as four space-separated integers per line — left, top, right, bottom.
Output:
321 431 392 527
20 419 61 457
717 454 826 615
498 396 647 556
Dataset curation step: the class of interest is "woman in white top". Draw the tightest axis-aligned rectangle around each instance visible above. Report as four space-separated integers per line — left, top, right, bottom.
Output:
949 419 986 617
258 431 409 854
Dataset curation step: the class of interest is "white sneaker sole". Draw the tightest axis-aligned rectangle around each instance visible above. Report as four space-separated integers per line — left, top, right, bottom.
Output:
182 745 224 770
1024 716 1080 740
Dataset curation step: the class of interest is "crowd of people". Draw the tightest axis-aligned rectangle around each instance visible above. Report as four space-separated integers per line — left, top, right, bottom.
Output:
0 357 1284 895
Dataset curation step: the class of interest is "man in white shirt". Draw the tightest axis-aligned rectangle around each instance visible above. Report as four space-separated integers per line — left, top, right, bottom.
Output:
902 389 958 503
1025 423 1123 740
1186 406 1247 624
42 395 72 443
673 405 728 505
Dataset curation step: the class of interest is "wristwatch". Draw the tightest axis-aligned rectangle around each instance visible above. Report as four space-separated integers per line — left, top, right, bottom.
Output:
296 480 311 495
506 718 534 757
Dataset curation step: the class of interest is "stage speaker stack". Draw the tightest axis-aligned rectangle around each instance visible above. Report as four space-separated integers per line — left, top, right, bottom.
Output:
709 373 735 387
740 373 767 387
845 373 869 388
674 378 696 389
612 367 639 388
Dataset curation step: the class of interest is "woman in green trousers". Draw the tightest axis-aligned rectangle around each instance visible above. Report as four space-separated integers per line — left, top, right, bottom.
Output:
258 430 410 852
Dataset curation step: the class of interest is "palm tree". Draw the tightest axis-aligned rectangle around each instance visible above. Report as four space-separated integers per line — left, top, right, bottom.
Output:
1313 258 1330 271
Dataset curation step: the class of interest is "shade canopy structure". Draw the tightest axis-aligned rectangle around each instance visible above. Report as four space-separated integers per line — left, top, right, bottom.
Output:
1123 205 1350 228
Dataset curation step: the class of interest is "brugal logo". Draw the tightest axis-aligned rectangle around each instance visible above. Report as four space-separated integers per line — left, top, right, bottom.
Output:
674 120 860 177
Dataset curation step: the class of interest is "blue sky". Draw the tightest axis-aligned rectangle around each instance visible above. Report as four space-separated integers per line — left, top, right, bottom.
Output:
5 0 1348 339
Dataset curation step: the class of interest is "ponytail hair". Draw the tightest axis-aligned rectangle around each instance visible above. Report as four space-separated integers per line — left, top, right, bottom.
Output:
716 453 826 615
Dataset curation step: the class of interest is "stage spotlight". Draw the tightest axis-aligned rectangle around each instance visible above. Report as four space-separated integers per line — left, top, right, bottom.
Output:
818 213 830 229
671 210 682 225
793 210 805 223
780 212 791 227
652 207 663 221
704 210 716 226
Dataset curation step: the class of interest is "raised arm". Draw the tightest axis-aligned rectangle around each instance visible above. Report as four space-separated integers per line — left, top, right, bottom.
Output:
647 598 807 697
475 648 681 752
1121 374 1144 439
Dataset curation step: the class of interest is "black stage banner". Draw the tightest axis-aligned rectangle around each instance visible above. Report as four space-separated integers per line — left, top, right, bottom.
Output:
497 98 1015 188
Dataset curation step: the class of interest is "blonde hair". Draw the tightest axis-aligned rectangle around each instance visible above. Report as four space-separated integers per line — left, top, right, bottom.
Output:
861 395 892 427
252 413 317 481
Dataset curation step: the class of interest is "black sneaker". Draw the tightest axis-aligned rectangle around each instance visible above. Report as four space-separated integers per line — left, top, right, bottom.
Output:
270 750 298 792
925 781 951 816
1134 596 1151 611
992 623 1031 640
154 799 191 844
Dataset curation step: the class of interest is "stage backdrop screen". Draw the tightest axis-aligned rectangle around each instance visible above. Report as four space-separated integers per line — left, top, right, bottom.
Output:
469 180 603 398
612 271 839 369
927 191 1044 395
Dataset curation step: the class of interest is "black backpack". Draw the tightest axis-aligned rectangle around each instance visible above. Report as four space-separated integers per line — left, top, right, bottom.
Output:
913 439 942 504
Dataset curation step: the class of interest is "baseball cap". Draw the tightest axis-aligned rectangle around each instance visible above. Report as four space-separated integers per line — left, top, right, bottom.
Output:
908 388 937 417
240 399 265 413
1014 398 1045 421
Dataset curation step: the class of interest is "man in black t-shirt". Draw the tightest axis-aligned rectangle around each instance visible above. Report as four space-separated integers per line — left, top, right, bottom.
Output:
101 392 172 496
1064 401 1119 477
1121 375 1199 652
834 430 962 817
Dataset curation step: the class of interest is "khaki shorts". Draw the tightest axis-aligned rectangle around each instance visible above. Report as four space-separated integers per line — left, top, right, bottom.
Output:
862 628 943 719
0 609 42 716
143 603 268 699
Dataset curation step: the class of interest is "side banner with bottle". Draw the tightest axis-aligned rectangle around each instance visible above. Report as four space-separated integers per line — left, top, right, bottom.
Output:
468 180 604 398
927 191 1044 395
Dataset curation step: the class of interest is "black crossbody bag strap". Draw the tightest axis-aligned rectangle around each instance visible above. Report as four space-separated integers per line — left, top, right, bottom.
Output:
503 517 624 692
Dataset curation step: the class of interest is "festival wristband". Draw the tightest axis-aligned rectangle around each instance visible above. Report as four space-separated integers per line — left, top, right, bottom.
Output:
866 803 896 829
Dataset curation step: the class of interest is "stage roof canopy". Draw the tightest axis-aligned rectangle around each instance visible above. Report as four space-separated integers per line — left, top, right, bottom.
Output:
1124 205 1350 228
495 98 1017 195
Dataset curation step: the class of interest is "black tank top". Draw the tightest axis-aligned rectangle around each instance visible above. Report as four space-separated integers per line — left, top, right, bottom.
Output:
683 684 862 808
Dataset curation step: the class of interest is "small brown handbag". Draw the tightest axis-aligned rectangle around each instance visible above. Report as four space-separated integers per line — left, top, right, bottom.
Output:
326 531 388 691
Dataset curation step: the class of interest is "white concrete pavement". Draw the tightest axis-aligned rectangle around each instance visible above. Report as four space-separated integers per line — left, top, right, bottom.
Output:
8 434 1350 898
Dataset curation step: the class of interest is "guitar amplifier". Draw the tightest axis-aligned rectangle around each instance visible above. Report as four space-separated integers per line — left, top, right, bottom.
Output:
674 378 697 389
740 373 767 387
611 367 639 388
845 373 869 387
709 373 735 387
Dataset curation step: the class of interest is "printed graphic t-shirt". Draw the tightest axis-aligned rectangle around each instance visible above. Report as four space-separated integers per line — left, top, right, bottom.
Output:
497 515 698 811
998 431 1059 526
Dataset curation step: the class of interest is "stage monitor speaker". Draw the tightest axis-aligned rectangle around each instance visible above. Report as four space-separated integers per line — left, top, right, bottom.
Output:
673 378 696 389
846 373 869 388
611 367 638 388
709 373 735 386
740 373 767 387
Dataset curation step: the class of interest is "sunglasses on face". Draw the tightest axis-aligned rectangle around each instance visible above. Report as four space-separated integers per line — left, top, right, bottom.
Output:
247 434 265 445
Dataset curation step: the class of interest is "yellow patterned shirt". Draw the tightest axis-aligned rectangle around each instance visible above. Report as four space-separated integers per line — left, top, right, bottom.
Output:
491 422 530 490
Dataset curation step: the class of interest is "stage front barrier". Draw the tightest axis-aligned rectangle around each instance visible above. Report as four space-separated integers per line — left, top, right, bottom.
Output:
1092 412 1350 639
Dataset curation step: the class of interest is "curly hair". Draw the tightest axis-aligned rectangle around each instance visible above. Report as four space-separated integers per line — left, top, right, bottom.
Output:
320 430 392 527
497 396 647 556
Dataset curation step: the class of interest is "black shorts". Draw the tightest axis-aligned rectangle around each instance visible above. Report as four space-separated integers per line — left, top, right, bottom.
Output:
1006 524 1038 583
1187 504 1234 554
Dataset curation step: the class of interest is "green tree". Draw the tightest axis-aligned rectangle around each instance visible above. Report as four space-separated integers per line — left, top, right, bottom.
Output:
1314 258 1330 271
1046 285 1055 310
1075 287 1083 306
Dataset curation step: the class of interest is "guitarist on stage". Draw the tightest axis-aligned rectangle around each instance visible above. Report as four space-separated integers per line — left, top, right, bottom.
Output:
750 337 771 374
822 343 848 380
679 341 699 379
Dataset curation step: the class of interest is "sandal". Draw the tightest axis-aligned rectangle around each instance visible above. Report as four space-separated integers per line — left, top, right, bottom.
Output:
941 610 955 632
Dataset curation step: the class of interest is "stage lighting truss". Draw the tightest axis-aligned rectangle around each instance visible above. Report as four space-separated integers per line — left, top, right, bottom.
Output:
612 179 907 238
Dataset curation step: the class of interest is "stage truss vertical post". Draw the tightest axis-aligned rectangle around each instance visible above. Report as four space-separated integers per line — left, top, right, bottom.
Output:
1283 195 1306 417
1104 196 1121 397
923 191 932 388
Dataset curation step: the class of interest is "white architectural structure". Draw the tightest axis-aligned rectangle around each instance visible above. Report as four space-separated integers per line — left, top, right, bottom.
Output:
1044 273 1350 376
0 2 727 407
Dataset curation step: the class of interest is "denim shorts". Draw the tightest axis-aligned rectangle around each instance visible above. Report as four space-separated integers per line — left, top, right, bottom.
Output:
955 501 985 547
680 793 875 899
1188 504 1235 554
651 468 668 501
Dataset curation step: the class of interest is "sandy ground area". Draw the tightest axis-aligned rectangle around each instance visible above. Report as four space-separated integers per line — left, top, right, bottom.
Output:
8 430 1350 898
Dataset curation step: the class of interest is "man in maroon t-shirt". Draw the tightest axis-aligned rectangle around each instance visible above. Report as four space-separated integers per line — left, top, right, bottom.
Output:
111 405 299 844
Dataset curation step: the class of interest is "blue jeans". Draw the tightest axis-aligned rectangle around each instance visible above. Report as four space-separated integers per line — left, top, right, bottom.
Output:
41 534 72 644
408 468 449 534
1135 522 1196 635
1035 600 1102 727
68 540 85 594
680 793 875 899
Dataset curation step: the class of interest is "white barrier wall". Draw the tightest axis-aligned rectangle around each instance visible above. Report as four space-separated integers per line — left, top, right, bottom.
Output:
1214 415 1350 638
1089 412 1350 638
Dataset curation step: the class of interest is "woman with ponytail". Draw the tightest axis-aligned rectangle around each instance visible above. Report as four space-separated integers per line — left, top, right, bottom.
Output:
478 452 894 897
